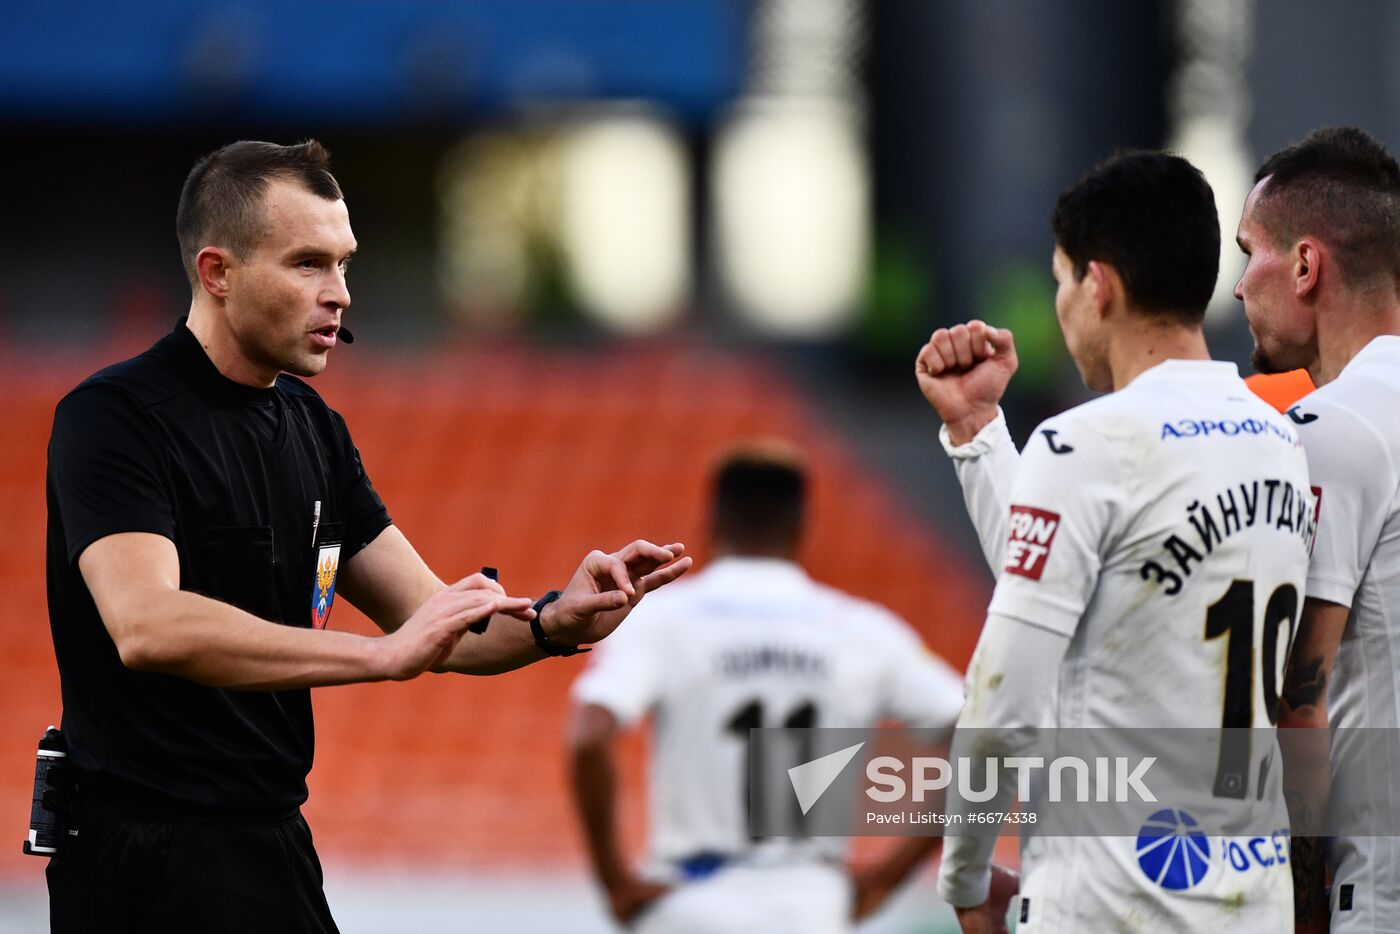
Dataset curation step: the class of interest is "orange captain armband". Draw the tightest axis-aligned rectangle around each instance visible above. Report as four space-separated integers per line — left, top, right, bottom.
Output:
1245 370 1314 414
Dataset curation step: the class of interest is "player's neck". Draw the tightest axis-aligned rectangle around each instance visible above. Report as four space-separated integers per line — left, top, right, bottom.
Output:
1313 290 1400 386
1107 318 1211 391
713 544 798 562
186 300 280 389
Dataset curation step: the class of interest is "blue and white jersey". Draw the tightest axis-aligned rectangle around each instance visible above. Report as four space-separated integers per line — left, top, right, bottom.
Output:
571 557 963 874
1292 336 1400 933
941 359 1312 932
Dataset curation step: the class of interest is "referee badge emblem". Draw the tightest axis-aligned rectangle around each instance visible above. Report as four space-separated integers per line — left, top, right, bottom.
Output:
312 543 342 630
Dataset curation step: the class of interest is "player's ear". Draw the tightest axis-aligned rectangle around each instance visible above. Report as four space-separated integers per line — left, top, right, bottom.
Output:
195 247 233 300
1087 260 1116 318
1294 239 1322 299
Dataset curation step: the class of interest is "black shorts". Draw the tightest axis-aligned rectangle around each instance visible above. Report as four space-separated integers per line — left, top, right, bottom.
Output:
46 807 339 934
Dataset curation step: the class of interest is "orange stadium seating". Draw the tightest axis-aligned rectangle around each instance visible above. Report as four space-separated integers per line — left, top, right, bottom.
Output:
0 338 989 878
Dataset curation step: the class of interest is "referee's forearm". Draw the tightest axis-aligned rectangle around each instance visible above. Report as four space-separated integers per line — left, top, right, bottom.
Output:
433 614 547 675
111 589 391 689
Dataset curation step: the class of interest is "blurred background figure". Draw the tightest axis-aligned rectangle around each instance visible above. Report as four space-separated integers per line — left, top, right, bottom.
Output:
0 0 1395 930
567 442 1000 933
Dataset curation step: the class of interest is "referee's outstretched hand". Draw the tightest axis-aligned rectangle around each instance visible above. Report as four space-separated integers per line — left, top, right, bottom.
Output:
380 573 534 680
544 541 693 648
915 320 1018 446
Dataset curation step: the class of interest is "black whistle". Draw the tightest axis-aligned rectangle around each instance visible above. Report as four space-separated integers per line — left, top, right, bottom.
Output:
469 566 498 634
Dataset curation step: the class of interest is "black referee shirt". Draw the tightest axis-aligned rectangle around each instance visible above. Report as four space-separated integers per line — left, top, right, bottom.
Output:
46 319 391 818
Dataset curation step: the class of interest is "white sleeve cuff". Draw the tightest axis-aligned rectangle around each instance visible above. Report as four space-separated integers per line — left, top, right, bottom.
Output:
1303 573 1356 610
936 857 992 908
939 408 1011 460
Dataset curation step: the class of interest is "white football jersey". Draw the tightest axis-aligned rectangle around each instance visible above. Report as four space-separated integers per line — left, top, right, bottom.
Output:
571 557 964 874
943 360 1313 932
1291 336 1400 933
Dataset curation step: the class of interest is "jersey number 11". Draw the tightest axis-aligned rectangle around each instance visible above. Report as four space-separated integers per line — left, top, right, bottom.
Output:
727 699 819 839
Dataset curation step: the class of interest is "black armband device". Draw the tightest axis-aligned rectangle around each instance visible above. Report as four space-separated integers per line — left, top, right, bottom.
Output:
530 590 590 657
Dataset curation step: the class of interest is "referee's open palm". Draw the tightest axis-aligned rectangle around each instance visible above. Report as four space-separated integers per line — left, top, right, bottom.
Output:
548 541 692 646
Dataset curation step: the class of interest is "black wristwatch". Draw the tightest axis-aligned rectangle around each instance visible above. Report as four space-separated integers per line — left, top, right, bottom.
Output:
530 590 590 657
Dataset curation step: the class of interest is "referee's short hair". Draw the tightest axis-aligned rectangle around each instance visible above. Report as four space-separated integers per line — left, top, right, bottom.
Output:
1254 126 1400 291
1051 151 1220 323
176 139 343 288
711 441 807 555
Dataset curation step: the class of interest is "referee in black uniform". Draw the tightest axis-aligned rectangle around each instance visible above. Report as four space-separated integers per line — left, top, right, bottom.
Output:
43 139 692 933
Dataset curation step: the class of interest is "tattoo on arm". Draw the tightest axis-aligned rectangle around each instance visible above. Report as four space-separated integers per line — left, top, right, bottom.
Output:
1291 835 1330 926
1284 791 1315 834
1283 656 1327 711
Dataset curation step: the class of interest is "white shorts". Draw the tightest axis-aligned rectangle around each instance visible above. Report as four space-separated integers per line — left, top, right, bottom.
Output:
1330 835 1400 932
634 862 853 934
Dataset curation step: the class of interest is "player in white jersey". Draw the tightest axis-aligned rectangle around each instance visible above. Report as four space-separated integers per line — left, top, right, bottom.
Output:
566 444 989 933
917 152 1314 932
1236 126 1400 933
